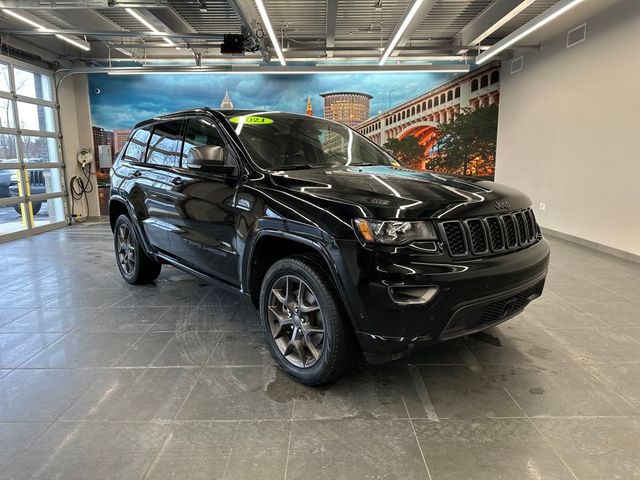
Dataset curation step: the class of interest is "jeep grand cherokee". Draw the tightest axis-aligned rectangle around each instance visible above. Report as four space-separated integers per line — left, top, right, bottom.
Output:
109 109 550 385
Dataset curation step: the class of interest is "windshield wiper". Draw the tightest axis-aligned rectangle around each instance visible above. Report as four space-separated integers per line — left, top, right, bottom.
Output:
350 162 374 166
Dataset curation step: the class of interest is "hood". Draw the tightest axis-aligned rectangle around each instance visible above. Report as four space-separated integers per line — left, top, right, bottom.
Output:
268 165 530 219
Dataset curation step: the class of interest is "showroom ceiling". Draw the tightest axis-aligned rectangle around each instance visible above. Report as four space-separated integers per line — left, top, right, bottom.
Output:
0 0 609 73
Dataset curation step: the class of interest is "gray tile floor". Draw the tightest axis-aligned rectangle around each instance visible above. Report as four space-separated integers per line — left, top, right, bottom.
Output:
1 222 639 479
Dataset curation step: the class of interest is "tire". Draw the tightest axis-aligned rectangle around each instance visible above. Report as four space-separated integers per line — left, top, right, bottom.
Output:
13 202 40 215
259 256 354 385
113 214 162 284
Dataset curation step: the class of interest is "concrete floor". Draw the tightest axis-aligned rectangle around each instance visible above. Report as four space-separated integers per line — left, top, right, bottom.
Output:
1 222 639 480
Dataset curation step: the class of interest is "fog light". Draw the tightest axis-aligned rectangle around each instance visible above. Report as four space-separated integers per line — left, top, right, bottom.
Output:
388 286 439 305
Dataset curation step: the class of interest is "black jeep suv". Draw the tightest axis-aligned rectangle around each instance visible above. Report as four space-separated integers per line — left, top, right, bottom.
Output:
110 108 549 385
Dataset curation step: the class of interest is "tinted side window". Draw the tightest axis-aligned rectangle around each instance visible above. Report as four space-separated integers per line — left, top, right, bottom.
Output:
123 127 151 163
146 120 184 168
182 117 227 164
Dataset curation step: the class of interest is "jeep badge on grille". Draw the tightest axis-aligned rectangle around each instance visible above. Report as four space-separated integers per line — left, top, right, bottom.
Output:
494 200 511 210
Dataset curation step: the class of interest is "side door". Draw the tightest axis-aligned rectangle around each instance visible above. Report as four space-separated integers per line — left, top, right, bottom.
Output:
133 120 185 254
168 116 243 285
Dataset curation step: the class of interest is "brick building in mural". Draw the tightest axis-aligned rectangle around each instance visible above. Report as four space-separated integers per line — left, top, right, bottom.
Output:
320 92 372 127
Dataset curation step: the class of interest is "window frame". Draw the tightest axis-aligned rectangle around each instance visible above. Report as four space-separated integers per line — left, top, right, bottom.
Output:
144 119 186 169
120 125 153 166
0 54 65 240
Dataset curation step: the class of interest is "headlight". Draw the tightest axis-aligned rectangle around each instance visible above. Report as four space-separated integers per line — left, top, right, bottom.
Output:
354 218 438 245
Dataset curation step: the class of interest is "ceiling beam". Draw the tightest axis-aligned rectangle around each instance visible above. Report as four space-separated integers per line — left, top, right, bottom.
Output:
57 64 471 78
454 0 537 52
326 0 338 58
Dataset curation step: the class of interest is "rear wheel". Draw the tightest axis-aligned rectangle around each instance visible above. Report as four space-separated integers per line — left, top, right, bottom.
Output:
259 256 353 385
114 215 161 284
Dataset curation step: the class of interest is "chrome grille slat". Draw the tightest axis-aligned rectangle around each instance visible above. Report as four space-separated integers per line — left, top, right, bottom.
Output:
440 208 540 258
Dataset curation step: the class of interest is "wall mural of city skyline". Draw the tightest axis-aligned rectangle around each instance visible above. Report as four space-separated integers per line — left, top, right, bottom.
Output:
88 66 500 178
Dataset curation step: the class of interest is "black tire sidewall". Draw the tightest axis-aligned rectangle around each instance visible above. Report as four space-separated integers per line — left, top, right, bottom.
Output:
260 258 342 384
114 215 143 284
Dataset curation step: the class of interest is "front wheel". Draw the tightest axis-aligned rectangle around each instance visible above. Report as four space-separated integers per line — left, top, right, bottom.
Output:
259 256 354 385
113 215 161 284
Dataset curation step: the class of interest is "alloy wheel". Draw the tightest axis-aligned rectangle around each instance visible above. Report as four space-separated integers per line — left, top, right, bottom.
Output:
267 274 325 368
116 224 136 275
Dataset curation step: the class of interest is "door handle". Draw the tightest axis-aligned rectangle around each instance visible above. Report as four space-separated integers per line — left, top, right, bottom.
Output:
171 177 184 186
131 170 142 177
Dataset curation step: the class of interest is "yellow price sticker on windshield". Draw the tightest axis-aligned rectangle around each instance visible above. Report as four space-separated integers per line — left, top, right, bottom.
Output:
229 116 273 125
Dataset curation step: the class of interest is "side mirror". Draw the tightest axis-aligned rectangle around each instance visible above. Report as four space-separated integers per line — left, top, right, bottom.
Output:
186 145 234 174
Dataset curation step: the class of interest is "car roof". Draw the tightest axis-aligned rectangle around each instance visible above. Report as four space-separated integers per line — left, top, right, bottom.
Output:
131 108 311 129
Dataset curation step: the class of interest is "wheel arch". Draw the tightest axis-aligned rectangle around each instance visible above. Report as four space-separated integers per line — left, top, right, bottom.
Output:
109 195 155 256
243 229 365 332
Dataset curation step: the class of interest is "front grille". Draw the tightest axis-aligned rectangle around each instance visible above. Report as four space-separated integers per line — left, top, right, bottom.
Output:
439 208 541 258
466 219 487 254
486 217 504 250
514 212 527 243
442 221 466 256
479 288 534 325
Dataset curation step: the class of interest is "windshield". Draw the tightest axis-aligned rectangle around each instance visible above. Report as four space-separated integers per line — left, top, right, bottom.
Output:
228 112 394 171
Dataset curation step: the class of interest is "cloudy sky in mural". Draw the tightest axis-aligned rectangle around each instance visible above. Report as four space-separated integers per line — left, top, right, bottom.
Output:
88 72 454 130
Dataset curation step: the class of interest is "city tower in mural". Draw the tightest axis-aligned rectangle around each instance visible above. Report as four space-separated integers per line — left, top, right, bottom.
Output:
305 96 313 116
220 90 234 109
320 92 372 127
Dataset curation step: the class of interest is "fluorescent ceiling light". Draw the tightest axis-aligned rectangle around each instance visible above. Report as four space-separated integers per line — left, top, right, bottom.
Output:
254 0 286 66
125 8 156 31
379 0 424 66
55 34 90 51
457 0 536 54
476 0 586 64
2 9 43 29
125 7 177 49
3 8 90 51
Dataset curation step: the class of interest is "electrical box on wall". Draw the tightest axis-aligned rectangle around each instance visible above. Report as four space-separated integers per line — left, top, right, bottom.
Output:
98 145 113 169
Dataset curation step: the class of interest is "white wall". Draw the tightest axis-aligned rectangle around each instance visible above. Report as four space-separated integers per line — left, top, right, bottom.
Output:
496 0 640 256
58 74 100 219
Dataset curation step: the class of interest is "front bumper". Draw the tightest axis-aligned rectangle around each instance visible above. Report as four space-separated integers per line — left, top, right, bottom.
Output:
341 238 550 363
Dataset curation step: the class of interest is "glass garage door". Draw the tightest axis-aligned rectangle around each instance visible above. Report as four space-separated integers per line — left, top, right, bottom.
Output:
0 58 66 240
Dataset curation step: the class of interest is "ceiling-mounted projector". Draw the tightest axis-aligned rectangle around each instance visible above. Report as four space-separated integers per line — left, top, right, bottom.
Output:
221 34 245 55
